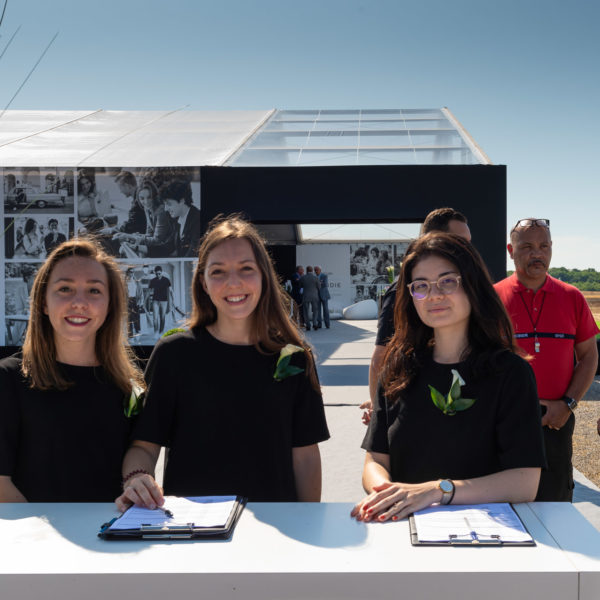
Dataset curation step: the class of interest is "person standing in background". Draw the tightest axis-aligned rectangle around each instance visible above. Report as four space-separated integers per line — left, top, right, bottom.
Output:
314 265 330 329
300 266 321 331
148 266 173 336
495 218 599 501
291 265 305 328
125 268 143 338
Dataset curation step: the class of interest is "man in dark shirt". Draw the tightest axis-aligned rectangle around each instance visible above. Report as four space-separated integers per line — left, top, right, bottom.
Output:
299 266 321 331
291 265 305 327
162 180 200 258
43 219 66 254
361 207 471 424
314 265 331 329
148 266 173 336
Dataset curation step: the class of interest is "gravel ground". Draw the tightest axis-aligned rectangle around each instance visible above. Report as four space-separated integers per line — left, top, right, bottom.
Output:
573 376 600 487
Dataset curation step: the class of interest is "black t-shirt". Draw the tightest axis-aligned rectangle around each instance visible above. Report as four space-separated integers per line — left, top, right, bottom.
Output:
134 327 330 501
149 275 171 301
376 281 397 346
0 356 132 502
362 351 546 483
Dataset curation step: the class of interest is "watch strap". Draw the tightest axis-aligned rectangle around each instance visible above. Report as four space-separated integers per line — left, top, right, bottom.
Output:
439 479 455 505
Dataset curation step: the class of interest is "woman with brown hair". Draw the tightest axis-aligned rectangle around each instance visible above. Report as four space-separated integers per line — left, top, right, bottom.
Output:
112 178 175 257
0 238 144 502
116 215 329 509
351 232 546 522
14 218 45 258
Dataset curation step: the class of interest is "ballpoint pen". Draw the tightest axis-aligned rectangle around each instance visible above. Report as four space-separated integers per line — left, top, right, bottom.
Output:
157 506 174 518
464 517 478 541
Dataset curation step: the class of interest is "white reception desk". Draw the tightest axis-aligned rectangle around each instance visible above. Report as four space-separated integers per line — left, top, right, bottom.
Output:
1 502 599 600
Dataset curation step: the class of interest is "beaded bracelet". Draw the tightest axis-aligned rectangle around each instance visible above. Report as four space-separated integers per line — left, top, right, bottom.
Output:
122 468 150 487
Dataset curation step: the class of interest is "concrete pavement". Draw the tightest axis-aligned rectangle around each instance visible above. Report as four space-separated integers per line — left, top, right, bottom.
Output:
308 318 600 531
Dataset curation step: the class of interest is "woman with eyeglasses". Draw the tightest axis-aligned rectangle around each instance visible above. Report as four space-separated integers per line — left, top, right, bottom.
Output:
351 232 546 522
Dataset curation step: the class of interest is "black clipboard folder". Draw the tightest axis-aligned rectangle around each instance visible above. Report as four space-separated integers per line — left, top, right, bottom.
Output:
409 503 536 547
98 495 247 541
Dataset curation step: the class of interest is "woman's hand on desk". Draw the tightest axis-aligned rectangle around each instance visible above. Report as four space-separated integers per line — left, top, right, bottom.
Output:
351 480 441 522
115 473 164 512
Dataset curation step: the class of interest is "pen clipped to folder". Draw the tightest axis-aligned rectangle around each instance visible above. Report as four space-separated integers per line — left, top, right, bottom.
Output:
409 503 535 546
98 495 247 541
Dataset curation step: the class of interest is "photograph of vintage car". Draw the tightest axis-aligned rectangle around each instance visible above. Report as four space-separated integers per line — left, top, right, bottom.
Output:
3 169 74 213
5 184 67 209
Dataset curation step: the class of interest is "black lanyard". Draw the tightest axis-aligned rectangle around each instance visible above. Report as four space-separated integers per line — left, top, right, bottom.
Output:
518 290 546 353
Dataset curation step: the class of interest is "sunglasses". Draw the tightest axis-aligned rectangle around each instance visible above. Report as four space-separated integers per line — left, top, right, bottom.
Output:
407 274 462 300
511 218 550 233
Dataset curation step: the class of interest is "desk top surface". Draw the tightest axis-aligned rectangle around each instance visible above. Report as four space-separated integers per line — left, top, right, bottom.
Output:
1 501 600 576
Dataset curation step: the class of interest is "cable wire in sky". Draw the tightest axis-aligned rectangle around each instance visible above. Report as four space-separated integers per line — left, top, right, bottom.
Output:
0 30 59 121
0 0 8 29
0 25 20 62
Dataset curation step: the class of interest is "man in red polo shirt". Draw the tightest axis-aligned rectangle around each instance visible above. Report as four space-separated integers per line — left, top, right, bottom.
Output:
495 218 599 501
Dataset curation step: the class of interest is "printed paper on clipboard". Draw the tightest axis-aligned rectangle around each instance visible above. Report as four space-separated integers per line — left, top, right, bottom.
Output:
410 503 535 546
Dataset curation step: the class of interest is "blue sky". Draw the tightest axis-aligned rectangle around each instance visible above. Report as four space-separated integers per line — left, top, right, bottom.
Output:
1 0 599 269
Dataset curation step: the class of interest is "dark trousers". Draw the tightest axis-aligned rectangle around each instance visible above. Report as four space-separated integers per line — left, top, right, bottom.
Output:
535 412 575 502
303 297 319 329
127 297 140 336
152 300 168 334
318 298 330 327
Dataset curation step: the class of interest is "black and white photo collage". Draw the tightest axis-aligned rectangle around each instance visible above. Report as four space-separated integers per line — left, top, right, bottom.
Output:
2 167 201 346
349 242 409 303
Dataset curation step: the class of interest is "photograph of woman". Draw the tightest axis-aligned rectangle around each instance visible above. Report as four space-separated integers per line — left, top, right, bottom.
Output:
351 232 546 522
112 178 175 258
76 170 109 225
0 239 145 502
116 214 329 510
13 218 45 259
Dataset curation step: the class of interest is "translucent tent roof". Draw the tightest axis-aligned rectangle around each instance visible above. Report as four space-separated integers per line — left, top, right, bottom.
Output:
0 109 273 167
0 108 490 167
226 108 491 166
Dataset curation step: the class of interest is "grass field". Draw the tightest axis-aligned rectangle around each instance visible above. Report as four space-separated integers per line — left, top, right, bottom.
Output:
583 291 600 323
575 292 600 489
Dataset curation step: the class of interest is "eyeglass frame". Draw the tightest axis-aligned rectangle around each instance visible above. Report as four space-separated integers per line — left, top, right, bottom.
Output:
510 218 550 234
407 274 462 300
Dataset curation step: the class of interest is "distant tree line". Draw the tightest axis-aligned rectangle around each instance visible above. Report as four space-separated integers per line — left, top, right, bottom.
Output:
507 268 600 291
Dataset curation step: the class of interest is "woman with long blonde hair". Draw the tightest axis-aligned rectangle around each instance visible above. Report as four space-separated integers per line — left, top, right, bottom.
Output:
0 238 144 502
116 215 329 510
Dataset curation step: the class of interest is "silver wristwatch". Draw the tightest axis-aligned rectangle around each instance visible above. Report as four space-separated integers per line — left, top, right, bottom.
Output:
562 396 578 411
438 479 455 505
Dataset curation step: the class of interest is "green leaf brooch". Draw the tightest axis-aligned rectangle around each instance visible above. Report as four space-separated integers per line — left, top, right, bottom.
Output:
274 344 305 381
161 327 187 338
428 369 476 416
124 382 144 418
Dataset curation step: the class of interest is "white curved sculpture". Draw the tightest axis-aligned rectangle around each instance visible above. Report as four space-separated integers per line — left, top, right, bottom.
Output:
342 299 378 320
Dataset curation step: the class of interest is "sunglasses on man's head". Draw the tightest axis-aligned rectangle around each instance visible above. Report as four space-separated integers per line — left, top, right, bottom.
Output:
511 218 550 233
